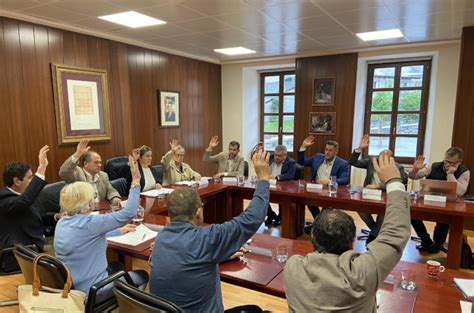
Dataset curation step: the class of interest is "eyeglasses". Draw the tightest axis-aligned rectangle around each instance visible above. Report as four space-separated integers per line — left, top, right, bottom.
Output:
443 159 459 165
176 154 185 157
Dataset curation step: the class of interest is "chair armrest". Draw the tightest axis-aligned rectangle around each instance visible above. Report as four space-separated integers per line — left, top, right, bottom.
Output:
86 270 133 312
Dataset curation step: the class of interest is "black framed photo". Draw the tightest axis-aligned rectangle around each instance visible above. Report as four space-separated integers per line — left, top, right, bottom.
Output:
309 112 336 135
313 77 335 106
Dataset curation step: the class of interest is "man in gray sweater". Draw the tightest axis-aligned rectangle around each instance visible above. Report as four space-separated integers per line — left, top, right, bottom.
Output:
284 152 411 312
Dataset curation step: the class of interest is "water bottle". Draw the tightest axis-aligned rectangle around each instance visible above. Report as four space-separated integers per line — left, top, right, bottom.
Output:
328 176 338 195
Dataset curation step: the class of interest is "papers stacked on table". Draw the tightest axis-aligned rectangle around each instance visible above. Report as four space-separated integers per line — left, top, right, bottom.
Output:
140 188 174 197
454 278 474 299
107 224 157 246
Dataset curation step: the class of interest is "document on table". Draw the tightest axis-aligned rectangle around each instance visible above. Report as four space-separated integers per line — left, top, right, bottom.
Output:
460 301 472 313
174 181 196 186
107 224 157 246
140 188 174 197
454 278 474 299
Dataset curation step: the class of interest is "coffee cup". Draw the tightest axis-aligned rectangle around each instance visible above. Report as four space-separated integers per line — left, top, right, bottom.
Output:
426 260 445 277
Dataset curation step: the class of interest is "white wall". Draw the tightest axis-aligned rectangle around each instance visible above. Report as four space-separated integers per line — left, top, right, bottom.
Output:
221 59 295 158
221 42 461 169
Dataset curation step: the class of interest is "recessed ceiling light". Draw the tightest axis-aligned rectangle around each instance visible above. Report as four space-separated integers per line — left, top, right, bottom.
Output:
214 47 256 56
99 11 166 28
356 29 404 41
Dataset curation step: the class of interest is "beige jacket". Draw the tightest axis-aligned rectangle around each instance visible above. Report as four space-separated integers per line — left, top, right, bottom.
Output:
161 150 200 185
284 185 411 313
202 149 245 176
58 155 120 201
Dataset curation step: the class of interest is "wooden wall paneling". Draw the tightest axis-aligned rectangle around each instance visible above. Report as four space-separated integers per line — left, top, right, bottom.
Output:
294 53 358 180
0 17 222 183
0 20 17 168
452 26 474 194
3 19 29 161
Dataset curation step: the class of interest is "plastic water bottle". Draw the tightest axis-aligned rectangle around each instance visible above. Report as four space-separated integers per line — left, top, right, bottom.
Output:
328 176 338 195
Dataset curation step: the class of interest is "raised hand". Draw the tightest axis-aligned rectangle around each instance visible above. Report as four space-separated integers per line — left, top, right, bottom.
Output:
74 139 90 158
359 134 370 150
169 139 179 152
252 149 270 181
132 148 140 161
372 151 400 184
413 155 426 171
129 154 141 186
37 145 50 175
208 136 219 149
301 135 315 149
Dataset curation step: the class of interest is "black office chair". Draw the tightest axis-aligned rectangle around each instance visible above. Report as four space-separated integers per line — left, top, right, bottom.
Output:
35 181 66 237
13 244 133 313
244 161 249 177
151 165 164 184
105 156 129 181
0 246 21 275
293 164 304 180
111 177 129 197
114 280 184 313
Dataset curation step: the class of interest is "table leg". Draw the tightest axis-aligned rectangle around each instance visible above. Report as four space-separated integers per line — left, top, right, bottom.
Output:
446 216 464 269
281 202 297 239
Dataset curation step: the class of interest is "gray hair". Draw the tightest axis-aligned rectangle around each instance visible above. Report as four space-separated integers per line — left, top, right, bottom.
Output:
446 147 464 159
174 145 185 155
274 145 288 155
167 188 202 221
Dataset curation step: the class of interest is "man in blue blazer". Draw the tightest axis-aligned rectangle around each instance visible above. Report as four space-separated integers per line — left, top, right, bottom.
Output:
298 135 349 222
266 145 296 226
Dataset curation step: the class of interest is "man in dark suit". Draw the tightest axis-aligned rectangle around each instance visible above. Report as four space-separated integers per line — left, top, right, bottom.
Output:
164 105 176 122
265 145 297 226
349 134 408 243
0 146 50 272
298 135 349 233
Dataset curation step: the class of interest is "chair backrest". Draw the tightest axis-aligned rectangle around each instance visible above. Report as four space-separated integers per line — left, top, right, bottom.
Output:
294 164 304 180
35 181 67 237
244 161 249 177
111 177 129 196
0 246 21 275
105 156 128 181
113 280 184 313
13 244 68 288
151 165 163 184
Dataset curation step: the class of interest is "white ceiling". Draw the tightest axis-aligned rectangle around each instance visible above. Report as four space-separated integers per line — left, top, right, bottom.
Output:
0 0 473 63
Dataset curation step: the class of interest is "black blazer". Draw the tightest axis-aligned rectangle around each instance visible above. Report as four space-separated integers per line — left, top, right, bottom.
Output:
0 175 47 250
349 150 408 189
121 163 162 192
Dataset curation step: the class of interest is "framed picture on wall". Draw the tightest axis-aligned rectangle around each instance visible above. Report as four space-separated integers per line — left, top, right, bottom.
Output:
309 112 336 135
159 91 180 128
51 64 111 145
313 77 335 106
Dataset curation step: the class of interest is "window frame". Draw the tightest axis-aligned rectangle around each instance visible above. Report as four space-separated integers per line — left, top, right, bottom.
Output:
364 60 431 164
260 70 296 153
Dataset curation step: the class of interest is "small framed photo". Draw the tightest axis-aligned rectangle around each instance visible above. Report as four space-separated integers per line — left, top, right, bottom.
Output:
309 112 336 135
51 64 111 145
159 91 180 128
313 77 335 106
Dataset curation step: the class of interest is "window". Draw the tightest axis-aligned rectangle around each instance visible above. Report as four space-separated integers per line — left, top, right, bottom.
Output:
260 71 296 152
364 60 431 163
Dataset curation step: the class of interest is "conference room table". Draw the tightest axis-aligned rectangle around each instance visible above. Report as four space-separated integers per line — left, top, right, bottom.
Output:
123 179 474 270
106 214 474 313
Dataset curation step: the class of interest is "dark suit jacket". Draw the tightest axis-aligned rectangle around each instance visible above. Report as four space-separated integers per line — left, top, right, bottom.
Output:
298 151 349 185
165 111 176 121
0 175 47 271
121 163 162 192
269 155 296 181
349 150 408 189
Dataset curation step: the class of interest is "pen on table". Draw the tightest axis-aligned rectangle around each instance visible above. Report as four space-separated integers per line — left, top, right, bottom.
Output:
142 234 146 241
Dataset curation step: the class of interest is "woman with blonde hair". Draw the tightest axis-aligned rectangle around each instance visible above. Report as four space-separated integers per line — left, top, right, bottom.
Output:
54 154 148 303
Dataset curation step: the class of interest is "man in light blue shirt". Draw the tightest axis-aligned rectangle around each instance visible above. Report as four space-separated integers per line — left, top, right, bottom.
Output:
150 150 270 312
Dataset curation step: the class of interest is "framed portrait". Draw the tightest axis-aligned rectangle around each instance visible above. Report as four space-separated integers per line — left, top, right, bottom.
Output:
313 77 335 106
159 91 180 128
51 64 111 145
309 112 336 135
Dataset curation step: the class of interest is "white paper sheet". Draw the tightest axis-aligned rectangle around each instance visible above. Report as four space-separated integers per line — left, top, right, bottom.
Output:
455 278 474 299
107 224 157 246
140 188 174 197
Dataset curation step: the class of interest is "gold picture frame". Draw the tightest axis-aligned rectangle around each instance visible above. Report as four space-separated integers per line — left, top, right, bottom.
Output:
51 64 111 145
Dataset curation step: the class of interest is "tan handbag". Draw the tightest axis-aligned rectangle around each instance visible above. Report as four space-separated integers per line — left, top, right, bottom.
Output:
18 253 86 313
